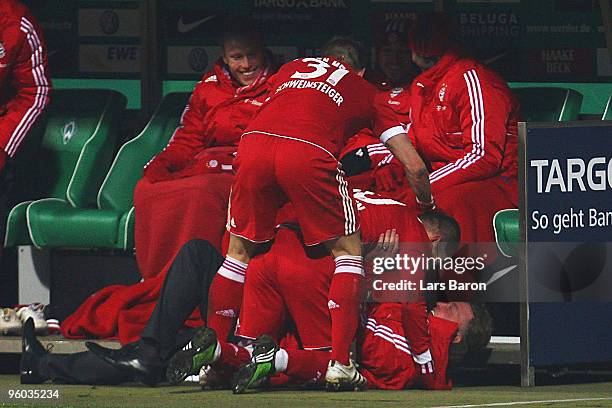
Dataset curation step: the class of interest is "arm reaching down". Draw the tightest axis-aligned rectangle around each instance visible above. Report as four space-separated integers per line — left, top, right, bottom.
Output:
428 68 512 191
384 133 433 208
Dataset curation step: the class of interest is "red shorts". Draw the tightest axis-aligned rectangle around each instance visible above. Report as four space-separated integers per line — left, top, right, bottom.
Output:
228 133 360 246
237 227 333 349
358 303 417 390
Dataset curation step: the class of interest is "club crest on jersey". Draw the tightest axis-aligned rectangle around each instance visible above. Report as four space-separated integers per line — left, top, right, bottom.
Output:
438 83 447 102
327 300 340 310
0 42 5 59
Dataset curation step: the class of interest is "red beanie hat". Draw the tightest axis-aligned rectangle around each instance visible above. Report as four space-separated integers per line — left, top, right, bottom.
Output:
407 12 455 57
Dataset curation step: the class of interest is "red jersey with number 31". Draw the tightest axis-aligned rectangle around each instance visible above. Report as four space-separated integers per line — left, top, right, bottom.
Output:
243 57 404 157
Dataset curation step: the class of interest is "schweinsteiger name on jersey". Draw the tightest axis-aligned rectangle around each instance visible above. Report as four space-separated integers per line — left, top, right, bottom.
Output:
275 79 344 106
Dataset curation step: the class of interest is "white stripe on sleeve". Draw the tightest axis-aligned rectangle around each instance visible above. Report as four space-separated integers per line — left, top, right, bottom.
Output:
6 18 50 157
429 69 485 183
379 125 406 144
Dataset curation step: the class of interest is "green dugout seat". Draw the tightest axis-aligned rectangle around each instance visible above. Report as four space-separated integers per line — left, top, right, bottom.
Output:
492 88 583 256
23 92 190 250
4 89 126 247
602 95 612 120
512 87 583 122
494 209 520 258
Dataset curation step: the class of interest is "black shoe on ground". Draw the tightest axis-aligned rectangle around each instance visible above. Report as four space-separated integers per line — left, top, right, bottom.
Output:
20 317 48 384
86 341 163 386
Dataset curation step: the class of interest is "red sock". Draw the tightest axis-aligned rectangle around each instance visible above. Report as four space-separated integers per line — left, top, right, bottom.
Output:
286 350 330 384
207 274 243 341
213 340 251 370
328 270 364 365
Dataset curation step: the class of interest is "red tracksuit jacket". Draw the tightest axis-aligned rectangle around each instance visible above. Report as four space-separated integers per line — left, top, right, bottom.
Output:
0 0 51 158
360 303 456 390
408 52 519 193
146 59 274 174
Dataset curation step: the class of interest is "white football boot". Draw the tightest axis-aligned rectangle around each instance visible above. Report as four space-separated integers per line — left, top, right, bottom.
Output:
324 359 367 391
16 304 48 334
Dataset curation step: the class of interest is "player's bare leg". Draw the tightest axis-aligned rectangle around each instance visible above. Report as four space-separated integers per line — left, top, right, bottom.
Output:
226 233 260 264
207 234 261 341
323 232 367 391
327 232 362 259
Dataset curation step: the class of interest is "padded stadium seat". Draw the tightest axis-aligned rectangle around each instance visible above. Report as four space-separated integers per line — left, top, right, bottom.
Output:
493 209 520 258
602 95 612 120
491 88 583 257
4 89 127 247
512 87 583 122
23 92 190 250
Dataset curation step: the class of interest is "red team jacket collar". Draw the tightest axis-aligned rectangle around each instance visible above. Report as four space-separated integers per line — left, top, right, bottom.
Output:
429 314 459 345
236 66 271 94
413 52 461 89
213 59 272 95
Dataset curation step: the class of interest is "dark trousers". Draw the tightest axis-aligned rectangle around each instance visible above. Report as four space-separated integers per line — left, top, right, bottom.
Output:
38 239 223 384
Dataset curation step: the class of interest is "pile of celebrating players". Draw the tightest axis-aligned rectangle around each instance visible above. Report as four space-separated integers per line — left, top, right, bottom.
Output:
11 8 518 393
